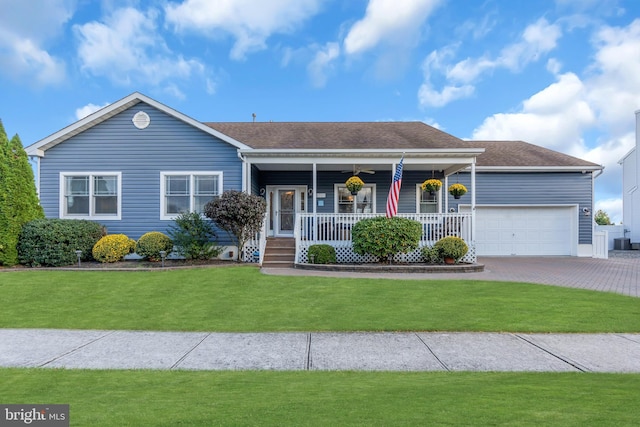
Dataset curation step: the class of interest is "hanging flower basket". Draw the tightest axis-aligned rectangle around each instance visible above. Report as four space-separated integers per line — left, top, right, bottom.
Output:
448 183 467 199
421 179 442 195
345 176 364 194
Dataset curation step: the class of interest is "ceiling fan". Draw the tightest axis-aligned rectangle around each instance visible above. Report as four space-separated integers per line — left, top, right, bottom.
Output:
341 165 375 175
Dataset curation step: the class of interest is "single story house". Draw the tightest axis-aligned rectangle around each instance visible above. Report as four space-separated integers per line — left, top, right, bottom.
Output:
26 92 603 264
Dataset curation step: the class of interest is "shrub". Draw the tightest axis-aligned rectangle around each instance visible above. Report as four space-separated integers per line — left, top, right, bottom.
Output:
135 232 173 261
434 236 468 261
168 212 223 260
308 244 337 264
351 216 422 263
92 234 136 263
17 219 104 267
421 245 442 264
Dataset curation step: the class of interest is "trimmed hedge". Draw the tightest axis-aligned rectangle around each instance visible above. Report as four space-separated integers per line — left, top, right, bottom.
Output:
92 234 136 263
17 219 104 267
136 232 173 261
351 216 422 262
308 244 337 264
434 236 468 261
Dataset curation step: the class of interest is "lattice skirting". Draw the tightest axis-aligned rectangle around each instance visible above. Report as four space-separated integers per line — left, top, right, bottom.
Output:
298 242 477 264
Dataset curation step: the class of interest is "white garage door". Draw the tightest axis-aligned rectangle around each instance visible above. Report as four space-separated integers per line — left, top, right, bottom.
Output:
472 206 576 256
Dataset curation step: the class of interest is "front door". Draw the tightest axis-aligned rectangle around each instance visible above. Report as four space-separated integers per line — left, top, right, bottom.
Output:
267 186 308 236
278 189 295 235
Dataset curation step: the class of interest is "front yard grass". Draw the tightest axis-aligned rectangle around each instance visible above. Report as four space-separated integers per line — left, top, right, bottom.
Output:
2 267 640 425
1 369 639 426
1 266 639 332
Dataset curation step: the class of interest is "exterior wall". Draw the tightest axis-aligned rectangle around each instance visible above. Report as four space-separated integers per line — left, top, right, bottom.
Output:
39 102 242 240
256 170 436 214
454 171 595 244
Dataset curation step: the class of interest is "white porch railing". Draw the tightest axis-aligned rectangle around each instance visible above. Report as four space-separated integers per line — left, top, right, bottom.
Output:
295 212 475 264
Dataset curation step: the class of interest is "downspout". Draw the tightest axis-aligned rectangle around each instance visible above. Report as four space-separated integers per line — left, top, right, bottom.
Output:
237 152 248 193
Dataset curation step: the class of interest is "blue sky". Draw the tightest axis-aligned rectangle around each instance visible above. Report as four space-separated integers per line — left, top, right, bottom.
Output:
1 0 639 223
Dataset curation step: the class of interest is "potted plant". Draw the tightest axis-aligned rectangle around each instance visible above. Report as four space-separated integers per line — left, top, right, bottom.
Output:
345 176 364 195
448 183 467 199
421 179 442 195
434 236 468 264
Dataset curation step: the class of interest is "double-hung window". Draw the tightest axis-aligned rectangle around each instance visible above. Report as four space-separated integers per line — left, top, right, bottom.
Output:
161 172 222 219
335 184 375 213
60 173 121 219
417 184 440 213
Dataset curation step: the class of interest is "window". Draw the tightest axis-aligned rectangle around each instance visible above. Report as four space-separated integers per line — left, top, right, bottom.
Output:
60 173 121 219
335 185 375 213
161 172 222 219
417 184 440 213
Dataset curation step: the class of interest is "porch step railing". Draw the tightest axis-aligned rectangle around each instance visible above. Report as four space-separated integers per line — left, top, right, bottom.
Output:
294 212 475 264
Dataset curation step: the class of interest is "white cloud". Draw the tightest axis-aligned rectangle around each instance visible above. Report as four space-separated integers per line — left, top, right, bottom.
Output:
595 198 623 225
307 42 340 88
75 102 110 120
74 7 209 92
165 0 322 60
0 0 73 85
420 18 562 107
343 0 442 55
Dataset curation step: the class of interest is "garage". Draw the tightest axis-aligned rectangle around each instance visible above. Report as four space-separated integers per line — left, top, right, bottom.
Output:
465 205 578 256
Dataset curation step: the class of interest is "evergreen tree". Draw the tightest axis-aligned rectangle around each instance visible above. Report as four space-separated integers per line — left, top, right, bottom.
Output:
0 122 44 266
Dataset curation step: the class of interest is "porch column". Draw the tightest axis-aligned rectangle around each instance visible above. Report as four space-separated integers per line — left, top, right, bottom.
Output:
312 163 318 241
444 176 449 213
244 161 251 194
471 160 476 243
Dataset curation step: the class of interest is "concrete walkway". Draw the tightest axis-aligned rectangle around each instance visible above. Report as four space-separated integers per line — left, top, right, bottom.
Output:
2 329 640 373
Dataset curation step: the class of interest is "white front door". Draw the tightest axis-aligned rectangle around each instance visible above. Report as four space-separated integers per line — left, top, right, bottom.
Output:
267 186 308 236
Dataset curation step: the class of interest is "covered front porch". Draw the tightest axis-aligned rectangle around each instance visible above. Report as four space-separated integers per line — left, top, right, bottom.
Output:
240 149 483 265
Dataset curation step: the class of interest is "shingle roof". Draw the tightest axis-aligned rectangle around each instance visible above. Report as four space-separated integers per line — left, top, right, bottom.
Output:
467 140 601 168
205 121 468 149
205 121 601 169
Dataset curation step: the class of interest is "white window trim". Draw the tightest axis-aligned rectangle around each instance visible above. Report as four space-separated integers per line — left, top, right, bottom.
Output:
160 171 223 220
415 183 441 213
333 183 376 213
59 172 122 220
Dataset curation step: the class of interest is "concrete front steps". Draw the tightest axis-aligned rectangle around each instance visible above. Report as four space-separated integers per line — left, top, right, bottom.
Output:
261 237 295 268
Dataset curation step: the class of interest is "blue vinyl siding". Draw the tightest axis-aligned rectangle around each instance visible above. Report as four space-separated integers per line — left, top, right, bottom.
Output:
39 102 241 240
452 171 594 243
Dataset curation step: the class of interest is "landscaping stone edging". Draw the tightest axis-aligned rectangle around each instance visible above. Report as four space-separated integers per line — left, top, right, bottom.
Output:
294 262 485 273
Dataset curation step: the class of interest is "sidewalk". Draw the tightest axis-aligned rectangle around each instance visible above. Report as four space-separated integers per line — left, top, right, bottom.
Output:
2 329 640 373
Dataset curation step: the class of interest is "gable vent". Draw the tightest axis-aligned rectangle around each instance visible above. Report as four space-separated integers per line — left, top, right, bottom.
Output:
132 111 150 129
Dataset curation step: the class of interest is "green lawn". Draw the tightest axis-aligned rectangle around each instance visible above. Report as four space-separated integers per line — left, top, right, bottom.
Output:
1 266 639 332
2 266 640 426
1 369 639 426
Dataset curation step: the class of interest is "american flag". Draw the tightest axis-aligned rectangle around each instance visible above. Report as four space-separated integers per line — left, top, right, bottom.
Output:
385 156 404 218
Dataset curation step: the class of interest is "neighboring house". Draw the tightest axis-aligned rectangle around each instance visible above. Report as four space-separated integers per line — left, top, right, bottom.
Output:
619 109 640 246
26 92 603 263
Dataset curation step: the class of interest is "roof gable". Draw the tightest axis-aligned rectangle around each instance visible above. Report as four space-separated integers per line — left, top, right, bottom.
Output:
26 92 250 156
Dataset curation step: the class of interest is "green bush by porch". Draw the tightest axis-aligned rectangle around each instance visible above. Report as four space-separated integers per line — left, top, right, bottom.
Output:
351 216 422 262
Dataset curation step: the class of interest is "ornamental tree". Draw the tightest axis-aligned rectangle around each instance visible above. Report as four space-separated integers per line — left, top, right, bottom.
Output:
0 122 44 266
204 190 266 261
